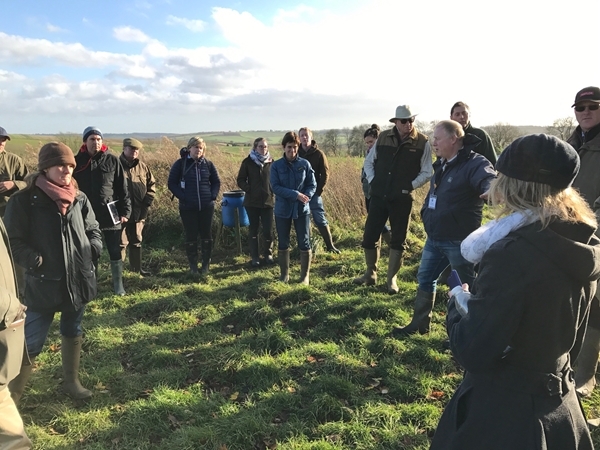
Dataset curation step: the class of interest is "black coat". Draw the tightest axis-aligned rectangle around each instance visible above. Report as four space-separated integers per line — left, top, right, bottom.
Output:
236 156 274 209
431 220 600 450
74 148 131 230
4 187 102 313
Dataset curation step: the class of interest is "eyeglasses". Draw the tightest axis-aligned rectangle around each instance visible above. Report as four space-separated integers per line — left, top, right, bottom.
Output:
575 104 600 112
399 118 415 124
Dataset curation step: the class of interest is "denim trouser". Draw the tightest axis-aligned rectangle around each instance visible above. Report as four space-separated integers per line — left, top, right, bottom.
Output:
24 306 86 357
275 214 310 251
416 238 475 293
309 195 328 227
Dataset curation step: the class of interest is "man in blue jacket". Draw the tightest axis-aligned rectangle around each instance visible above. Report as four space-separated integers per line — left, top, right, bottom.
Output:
393 120 496 337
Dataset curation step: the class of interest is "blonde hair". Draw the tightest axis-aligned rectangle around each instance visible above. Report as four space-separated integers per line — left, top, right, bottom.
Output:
187 136 205 150
489 173 596 229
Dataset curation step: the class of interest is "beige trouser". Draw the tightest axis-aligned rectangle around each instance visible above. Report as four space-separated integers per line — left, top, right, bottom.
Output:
0 387 31 449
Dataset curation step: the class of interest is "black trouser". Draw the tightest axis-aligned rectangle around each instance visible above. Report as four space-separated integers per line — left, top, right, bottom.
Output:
245 206 274 242
365 197 390 235
362 195 413 251
180 206 215 243
102 229 123 261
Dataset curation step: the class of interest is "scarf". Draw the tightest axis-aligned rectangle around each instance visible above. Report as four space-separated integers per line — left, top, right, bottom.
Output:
250 149 272 167
35 173 76 216
460 211 537 264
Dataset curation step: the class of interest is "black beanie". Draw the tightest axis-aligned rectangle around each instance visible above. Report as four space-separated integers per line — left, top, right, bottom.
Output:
38 142 76 171
496 134 579 190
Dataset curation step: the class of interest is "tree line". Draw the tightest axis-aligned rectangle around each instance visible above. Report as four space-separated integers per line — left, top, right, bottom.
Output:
314 118 577 157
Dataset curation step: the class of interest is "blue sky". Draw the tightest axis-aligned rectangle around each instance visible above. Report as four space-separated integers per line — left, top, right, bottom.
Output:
1 0 599 134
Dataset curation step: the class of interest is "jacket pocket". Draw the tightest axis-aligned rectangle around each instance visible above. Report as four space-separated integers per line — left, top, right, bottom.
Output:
77 266 97 305
25 273 63 311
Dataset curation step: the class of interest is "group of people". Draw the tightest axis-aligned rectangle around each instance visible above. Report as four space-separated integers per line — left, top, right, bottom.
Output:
1 85 600 449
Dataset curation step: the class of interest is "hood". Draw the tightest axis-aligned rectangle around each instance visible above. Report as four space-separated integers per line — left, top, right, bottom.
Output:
515 221 600 284
299 143 317 157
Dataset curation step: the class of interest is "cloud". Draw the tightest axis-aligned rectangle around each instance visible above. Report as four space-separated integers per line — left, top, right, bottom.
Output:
0 32 146 68
166 15 207 32
113 26 150 43
46 23 67 33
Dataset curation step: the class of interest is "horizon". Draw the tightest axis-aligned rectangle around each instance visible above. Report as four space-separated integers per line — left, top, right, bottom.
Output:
1 0 598 134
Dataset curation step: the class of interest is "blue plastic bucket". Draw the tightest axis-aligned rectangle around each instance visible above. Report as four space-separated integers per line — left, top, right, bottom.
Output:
221 190 249 227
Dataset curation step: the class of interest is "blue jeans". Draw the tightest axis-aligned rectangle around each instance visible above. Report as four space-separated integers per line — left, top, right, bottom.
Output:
416 238 475 293
275 214 310 251
309 196 328 227
24 307 86 357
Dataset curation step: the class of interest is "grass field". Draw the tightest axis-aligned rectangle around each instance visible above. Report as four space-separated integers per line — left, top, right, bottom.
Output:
8 136 600 449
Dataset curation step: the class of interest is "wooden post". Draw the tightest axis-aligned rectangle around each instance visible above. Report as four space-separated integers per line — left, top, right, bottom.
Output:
235 207 242 255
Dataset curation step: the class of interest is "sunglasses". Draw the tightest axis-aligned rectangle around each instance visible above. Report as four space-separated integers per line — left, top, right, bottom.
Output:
575 104 600 112
399 118 415 124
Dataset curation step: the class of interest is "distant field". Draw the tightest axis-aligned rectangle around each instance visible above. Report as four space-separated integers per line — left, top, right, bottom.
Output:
6 131 293 158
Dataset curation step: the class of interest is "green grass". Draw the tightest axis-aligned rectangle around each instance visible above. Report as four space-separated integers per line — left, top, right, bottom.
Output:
15 216 600 449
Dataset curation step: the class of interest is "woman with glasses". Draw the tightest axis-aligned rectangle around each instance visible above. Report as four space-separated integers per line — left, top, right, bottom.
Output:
236 137 275 267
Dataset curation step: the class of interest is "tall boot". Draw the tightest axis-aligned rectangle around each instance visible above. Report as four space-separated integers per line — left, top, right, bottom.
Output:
381 230 391 246
110 260 126 296
263 239 275 265
317 225 340 254
249 237 261 267
575 326 600 397
353 248 379 285
186 241 199 274
200 239 212 275
278 249 290 282
61 336 92 400
8 358 35 406
129 246 151 276
299 250 312 285
386 249 403 294
392 289 436 337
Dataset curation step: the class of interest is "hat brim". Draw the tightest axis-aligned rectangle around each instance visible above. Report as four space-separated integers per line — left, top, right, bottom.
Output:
389 115 418 123
0 135 10 141
572 99 600 107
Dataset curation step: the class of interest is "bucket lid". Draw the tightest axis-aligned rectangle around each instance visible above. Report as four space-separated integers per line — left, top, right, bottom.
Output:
223 190 245 198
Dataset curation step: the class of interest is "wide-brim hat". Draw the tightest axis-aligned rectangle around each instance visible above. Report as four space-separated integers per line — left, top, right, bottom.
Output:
389 105 417 123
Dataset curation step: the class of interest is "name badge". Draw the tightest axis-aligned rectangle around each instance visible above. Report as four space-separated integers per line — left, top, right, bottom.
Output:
428 195 437 210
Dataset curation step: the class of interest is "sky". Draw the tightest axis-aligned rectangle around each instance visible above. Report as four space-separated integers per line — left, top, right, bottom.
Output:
1 0 599 134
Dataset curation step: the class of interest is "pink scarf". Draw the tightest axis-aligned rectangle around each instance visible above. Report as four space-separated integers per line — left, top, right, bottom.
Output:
35 174 76 215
